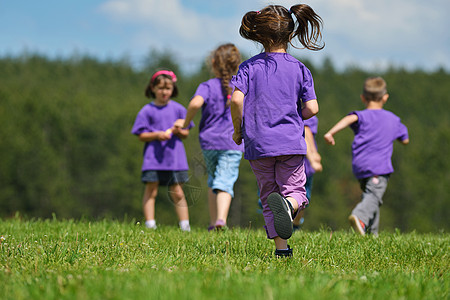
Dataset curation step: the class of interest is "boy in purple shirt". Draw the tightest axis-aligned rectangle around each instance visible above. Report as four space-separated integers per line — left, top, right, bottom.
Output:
324 77 409 235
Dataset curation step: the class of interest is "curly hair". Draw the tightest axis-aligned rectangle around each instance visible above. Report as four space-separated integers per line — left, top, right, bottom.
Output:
210 43 241 100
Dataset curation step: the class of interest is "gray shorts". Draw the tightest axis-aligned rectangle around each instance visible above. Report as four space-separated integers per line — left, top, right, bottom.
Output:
141 170 189 186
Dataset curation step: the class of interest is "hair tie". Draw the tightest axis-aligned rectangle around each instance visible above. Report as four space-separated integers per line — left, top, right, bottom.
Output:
256 10 261 14
151 70 177 83
288 9 292 14
227 95 232 99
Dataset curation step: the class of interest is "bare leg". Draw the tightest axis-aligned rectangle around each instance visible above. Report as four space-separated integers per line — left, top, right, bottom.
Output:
208 188 217 226
169 183 189 221
286 196 299 211
142 182 158 221
293 210 304 226
216 190 232 223
274 237 288 250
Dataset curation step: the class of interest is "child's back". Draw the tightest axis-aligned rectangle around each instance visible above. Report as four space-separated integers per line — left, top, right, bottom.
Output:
175 43 243 231
233 52 315 160
350 108 408 179
195 77 242 151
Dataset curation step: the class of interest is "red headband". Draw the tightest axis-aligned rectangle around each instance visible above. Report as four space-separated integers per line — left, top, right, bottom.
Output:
151 70 177 83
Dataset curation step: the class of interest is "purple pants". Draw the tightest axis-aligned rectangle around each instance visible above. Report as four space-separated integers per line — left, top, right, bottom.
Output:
249 155 308 239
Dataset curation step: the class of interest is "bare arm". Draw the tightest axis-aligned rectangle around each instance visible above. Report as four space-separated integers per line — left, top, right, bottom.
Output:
324 114 359 146
302 99 319 120
138 131 171 142
400 138 409 145
305 126 322 172
174 95 204 129
230 88 244 145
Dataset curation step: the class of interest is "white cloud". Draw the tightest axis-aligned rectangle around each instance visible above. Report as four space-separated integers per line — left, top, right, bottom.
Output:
278 0 449 70
99 0 450 72
99 0 236 41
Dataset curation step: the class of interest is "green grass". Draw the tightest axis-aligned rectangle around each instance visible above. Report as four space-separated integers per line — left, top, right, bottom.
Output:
0 219 448 300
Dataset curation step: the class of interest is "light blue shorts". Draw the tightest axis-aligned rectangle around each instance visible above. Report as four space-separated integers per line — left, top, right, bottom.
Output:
202 150 242 198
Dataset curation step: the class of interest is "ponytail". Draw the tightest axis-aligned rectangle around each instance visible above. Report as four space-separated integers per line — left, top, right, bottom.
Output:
289 4 324 51
239 11 260 42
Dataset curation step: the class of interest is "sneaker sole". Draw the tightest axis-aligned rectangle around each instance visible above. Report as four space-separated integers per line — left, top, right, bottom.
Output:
267 193 293 239
348 215 365 235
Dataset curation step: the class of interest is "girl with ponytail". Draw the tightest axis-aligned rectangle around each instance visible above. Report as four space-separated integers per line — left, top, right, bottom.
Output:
230 4 324 257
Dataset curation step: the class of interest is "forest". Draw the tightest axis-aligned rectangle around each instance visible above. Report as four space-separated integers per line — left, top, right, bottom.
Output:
0 50 448 232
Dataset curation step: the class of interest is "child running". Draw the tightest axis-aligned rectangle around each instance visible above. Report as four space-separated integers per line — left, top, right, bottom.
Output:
174 44 243 231
324 76 409 235
230 4 324 257
131 70 194 232
293 116 323 230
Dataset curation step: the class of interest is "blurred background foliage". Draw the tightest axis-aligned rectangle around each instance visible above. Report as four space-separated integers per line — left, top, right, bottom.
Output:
0 50 448 232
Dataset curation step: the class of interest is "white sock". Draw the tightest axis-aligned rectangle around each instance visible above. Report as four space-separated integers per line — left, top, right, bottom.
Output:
179 220 190 232
145 220 157 229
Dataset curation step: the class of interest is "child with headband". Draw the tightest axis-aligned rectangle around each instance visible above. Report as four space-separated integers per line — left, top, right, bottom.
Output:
175 44 243 231
230 4 324 257
131 70 194 231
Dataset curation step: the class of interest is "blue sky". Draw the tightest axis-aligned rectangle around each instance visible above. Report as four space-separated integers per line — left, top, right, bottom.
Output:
1 0 449 73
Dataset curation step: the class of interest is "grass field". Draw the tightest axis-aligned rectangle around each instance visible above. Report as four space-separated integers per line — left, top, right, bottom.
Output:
0 218 448 299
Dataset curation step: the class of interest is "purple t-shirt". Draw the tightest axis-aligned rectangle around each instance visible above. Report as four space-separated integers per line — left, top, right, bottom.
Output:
131 100 193 171
304 116 319 178
350 109 409 179
193 78 243 151
231 52 317 160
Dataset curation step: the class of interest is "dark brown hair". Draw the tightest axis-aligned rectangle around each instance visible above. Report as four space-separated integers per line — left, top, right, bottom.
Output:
210 43 241 99
363 77 387 101
145 71 179 99
239 4 324 52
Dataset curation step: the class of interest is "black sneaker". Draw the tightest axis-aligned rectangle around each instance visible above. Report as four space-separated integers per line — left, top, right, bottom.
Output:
267 192 294 239
275 245 293 258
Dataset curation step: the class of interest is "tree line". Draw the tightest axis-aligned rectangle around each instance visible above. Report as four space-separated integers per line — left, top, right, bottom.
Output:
0 51 448 232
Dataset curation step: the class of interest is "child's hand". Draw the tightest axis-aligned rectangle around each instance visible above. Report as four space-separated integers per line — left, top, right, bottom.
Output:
158 130 172 141
310 152 323 172
173 119 185 129
232 131 242 145
324 133 335 145
172 126 185 136
171 126 180 135
171 125 189 139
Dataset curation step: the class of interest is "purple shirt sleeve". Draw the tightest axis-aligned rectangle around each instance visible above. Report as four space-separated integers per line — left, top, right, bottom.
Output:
299 66 317 102
231 62 249 95
397 122 409 141
303 116 318 135
131 106 152 135
194 82 209 103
